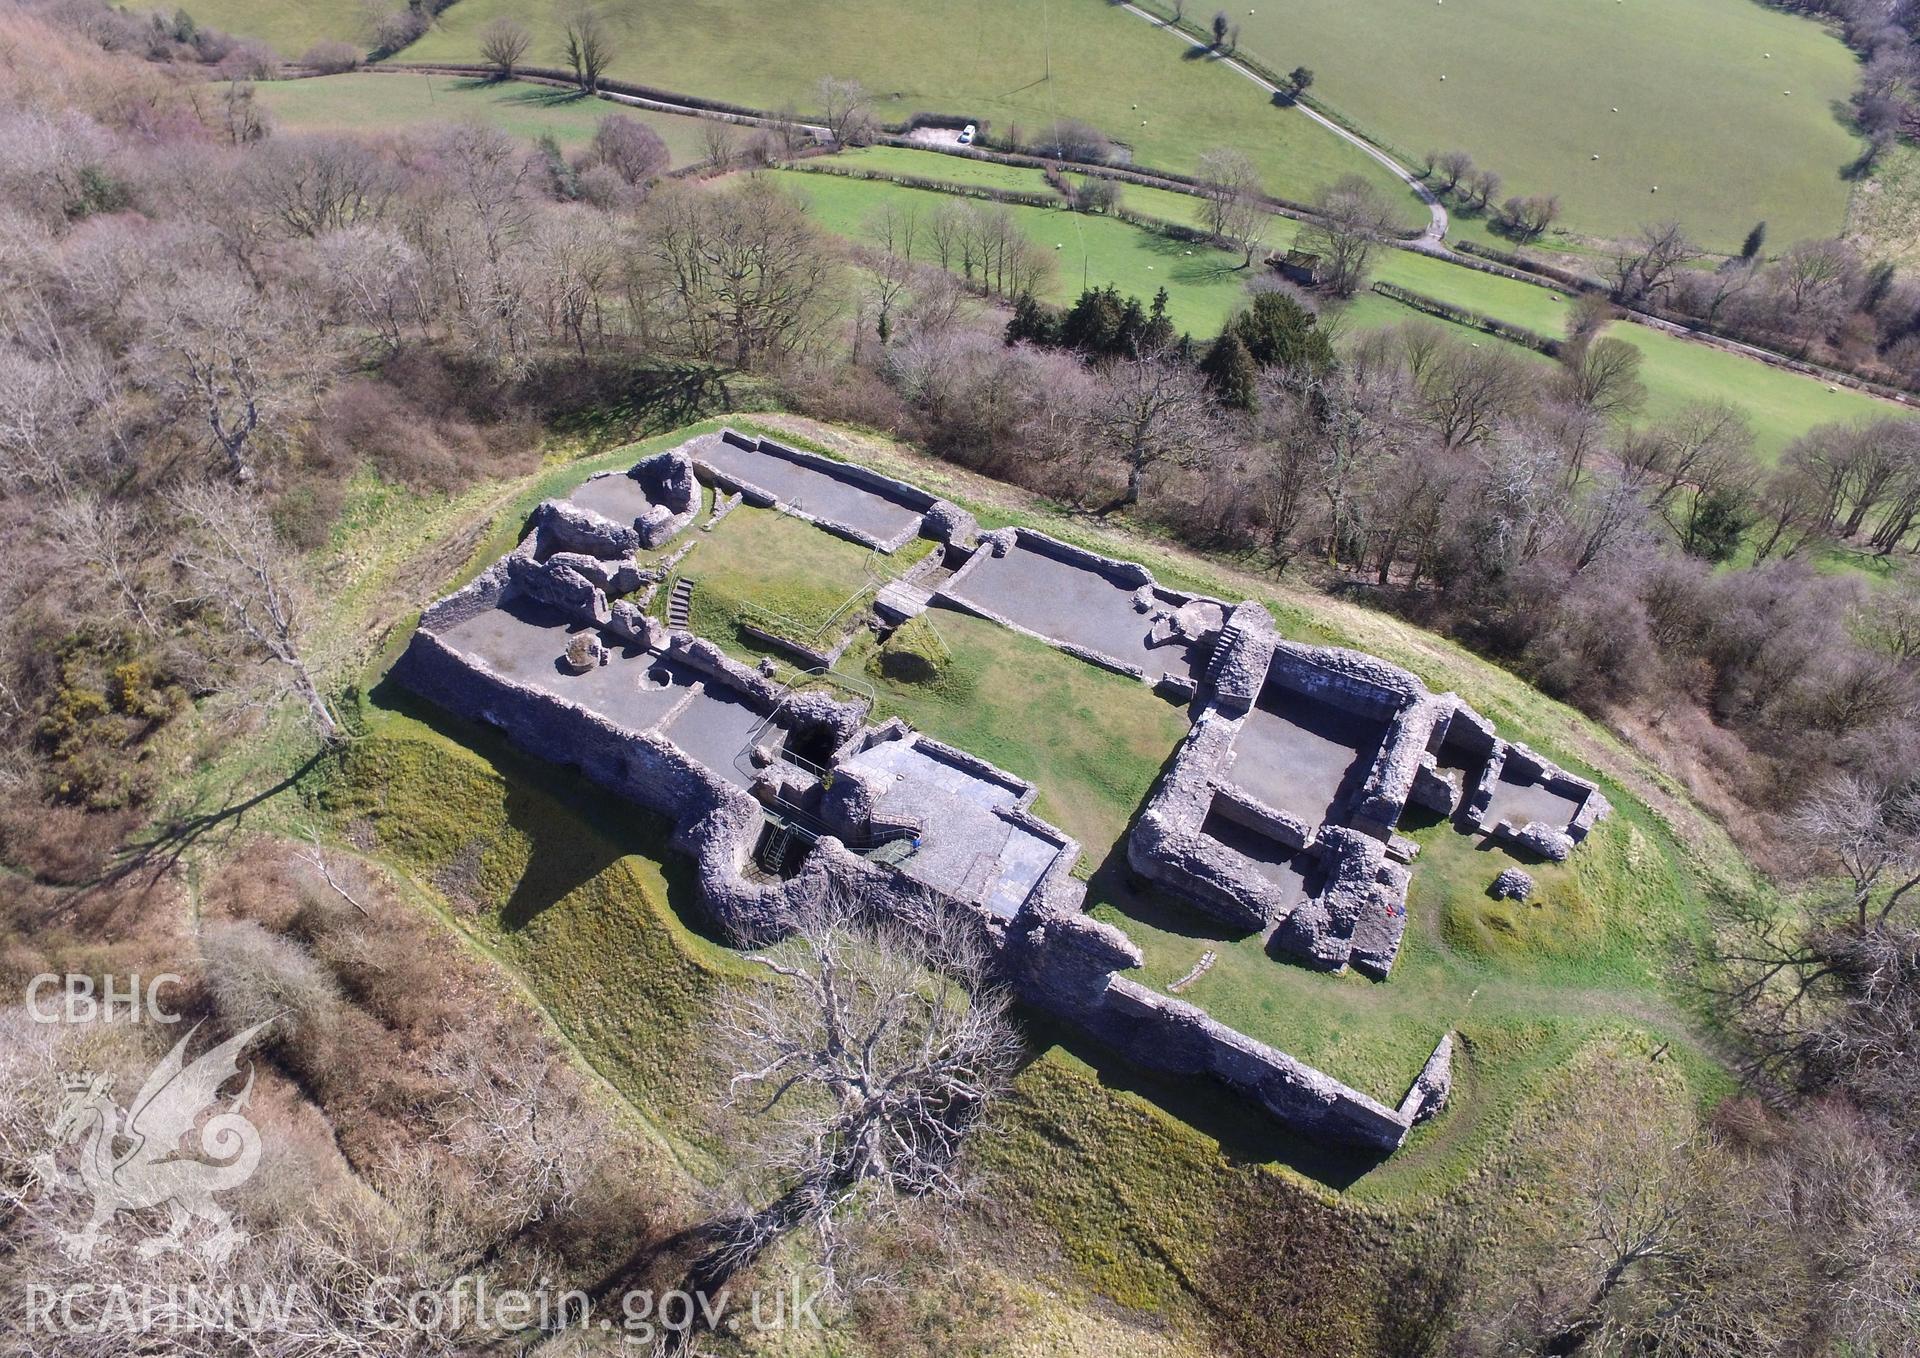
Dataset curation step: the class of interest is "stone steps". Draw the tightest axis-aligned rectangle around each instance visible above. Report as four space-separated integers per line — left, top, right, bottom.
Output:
666 578 694 629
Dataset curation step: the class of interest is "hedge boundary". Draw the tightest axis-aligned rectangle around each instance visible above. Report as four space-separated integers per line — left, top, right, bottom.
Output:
1370 281 1562 356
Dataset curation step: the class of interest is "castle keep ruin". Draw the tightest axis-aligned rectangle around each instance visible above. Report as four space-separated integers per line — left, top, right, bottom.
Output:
397 430 1610 1153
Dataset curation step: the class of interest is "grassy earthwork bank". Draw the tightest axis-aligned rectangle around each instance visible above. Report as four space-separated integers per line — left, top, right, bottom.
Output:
275 407 1752 1347
250 71 718 163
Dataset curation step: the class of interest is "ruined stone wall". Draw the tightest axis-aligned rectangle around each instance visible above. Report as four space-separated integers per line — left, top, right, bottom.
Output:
1350 694 1455 842
1265 640 1419 720
1128 713 1289 931
686 430 935 553
1007 527 1156 589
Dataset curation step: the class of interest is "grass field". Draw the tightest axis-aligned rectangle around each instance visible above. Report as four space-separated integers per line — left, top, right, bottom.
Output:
1846 140 1920 275
779 164 1906 459
773 167 1258 334
398 0 1421 221
677 504 883 644
278 409 1749 1356
1608 320 1898 461
1135 0 1864 252
251 72 717 162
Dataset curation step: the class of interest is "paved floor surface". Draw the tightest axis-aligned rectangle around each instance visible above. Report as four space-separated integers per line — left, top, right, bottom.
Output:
943 541 1199 678
437 599 761 786
1200 804 1316 912
1483 774 1584 830
564 470 661 528
1227 695 1386 826
698 439 923 545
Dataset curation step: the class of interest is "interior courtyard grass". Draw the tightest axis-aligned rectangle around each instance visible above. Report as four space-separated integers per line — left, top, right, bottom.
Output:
845 607 1191 868
678 503 882 644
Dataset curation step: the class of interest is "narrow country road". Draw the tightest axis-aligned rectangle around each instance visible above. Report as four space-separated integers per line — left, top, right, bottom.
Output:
1116 2 1450 247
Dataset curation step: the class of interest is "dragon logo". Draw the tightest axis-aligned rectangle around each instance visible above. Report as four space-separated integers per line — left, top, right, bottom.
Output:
36 1020 270 1265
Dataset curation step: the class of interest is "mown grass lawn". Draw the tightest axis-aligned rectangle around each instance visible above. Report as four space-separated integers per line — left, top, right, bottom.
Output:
251 72 717 163
1140 0 1863 251
679 504 881 644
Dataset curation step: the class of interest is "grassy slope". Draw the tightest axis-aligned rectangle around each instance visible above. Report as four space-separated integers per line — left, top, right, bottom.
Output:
1158 0 1863 251
735 417 1741 1196
251 72 716 163
1847 140 1920 275
401 0 1420 219
1611 318 1898 457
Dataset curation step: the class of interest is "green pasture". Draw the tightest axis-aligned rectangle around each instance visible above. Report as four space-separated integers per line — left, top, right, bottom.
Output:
250 72 716 162
785 166 1907 461
1137 0 1864 252
401 0 1421 221
1609 321 1899 462
772 168 1258 335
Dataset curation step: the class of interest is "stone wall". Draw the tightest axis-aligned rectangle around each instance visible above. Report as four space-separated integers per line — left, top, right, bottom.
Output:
1206 601 1279 714
1265 639 1419 720
1350 694 1456 842
397 454 1472 1151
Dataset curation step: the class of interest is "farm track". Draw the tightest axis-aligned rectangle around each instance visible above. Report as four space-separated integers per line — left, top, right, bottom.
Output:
1114 2 1450 247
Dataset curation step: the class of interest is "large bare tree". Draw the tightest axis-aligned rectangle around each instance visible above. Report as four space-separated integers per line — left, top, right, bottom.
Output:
556 0 615 95
816 75 876 147
1297 174 1399 297
1194 146 1264 266
477 16 530 78
668 888 1020 1342
169 480 341 744
1089 348 1222 514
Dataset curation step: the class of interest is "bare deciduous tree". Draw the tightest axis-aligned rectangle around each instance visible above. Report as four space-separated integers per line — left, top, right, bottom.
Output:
1434 149 1473 192
169 480 341 743
1558 334 1645 421
639 177 843 369
477 16 530 78
249 135 401 240
138 269 312 483
672 889 1020 1333
1089 349 1222 513
1609 221 1700 307
556 0 615 95
588 113 669 186
816 75 877 147
1194 146 1264 266
700 117 738 172
1297 174 1398 297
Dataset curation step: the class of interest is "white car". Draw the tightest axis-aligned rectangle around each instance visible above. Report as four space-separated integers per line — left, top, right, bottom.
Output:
958 124 977 145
